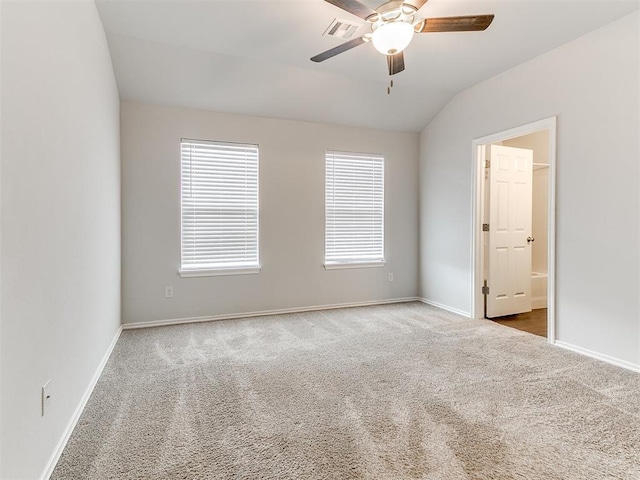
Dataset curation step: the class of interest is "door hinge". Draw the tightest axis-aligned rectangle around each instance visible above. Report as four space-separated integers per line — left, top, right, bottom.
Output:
482 223 489 232
482 285 489 295
484 159 490 168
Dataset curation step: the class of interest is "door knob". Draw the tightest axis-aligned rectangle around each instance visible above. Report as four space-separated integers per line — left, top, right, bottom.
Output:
527 236 535 243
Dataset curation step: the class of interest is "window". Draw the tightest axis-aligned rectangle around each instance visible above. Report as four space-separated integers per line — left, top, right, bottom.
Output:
325 150 385 268
180 139 259 277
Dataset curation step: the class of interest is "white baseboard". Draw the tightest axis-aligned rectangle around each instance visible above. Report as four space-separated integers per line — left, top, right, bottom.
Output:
122 297 421 330
531 296 547 310
554 340 640 374
417 298 471 318
40 326 123 480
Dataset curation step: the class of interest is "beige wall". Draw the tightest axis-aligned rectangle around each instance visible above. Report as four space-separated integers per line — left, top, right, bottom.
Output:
503 131 549 274
121 102 419 325
0 1 121 478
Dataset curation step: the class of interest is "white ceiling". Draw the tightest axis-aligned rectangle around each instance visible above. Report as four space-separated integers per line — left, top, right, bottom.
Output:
96 0 640 132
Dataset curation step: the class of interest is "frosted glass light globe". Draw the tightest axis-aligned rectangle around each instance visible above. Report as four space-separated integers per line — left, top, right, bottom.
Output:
371 21 414 55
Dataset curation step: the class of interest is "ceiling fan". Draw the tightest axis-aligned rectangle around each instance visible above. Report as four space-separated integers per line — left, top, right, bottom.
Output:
311 0 495 76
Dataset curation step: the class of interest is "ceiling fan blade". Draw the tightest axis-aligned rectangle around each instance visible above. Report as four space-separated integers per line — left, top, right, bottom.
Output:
404 0 429 11
324 0 377 20
387 52 405 76
416 15 495 33
311 36 368 62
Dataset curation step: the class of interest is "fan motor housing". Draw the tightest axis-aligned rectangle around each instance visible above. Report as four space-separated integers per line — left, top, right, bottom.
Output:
368 1 417 32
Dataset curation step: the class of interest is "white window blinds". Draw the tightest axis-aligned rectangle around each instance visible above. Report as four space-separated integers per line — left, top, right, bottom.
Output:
325 151 384 266
180 139 259 274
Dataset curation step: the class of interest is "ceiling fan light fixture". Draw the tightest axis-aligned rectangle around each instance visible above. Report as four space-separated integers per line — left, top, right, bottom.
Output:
372 21 414 55
366 12 380 23
401 4 417 15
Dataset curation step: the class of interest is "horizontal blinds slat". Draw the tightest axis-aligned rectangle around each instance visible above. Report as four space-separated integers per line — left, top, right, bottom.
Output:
325 151 384 264
181 139 259 270
182 239 257 244
182 249 258 254
182 193 258 199
182 261 257 268
181 237 258 243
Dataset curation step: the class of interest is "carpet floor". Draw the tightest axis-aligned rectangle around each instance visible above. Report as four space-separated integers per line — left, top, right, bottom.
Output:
52 302 640 479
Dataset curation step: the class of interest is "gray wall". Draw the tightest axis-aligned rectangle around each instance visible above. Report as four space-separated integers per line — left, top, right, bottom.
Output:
419 12 639 366
121 102 419 325
0 1 121 478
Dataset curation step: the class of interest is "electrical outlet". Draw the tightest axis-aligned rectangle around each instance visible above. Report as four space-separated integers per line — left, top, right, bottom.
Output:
42 380 51 417
388 272 394 282
165 286 174 298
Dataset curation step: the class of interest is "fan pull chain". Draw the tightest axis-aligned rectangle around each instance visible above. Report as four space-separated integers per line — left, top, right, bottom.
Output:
387 79 394 94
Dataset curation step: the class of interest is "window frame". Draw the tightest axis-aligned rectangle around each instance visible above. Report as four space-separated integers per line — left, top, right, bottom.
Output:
178 138 261 278
324 150 386 270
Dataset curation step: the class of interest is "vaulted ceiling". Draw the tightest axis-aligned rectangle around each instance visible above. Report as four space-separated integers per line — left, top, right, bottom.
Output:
96 0 640 132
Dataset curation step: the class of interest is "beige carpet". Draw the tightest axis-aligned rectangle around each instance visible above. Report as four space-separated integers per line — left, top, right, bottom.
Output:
52 302 640 479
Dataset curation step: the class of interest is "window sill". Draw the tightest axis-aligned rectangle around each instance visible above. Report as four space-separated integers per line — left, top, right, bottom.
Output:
179 266 262 278
323 261 386 270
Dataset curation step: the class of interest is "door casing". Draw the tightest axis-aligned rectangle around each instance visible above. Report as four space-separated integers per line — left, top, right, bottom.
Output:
471 117 557 343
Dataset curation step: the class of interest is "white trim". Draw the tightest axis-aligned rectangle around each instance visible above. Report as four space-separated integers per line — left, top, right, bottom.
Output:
180 139 260 276
531 298 548 310
471 116 557 344
122 297 419 330
179 266 261 278
555 341 640 374
40 326 123 480
547 119 557 343
417 297 471 318
180 137 258 148
324 150 385 267
323 261 386 270
472 118 556 146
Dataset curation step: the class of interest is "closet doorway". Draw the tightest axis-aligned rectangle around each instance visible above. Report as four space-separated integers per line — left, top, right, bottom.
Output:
471 117 557 342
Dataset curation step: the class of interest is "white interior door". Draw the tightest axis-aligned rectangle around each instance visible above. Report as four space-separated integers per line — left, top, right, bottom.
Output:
486 145 533 318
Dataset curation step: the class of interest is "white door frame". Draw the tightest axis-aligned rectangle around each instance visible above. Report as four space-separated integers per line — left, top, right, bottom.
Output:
471 117 557 343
